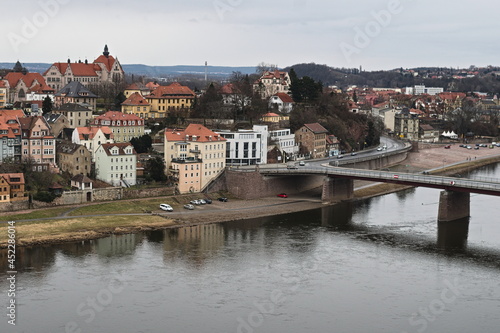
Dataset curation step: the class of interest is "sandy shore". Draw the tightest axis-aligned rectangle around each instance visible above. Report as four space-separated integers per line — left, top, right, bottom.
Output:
2 144 500 248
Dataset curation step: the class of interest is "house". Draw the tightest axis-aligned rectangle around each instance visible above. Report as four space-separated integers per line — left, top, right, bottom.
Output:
419 124 440 142
0 112 22 162
3 62 55 104
268 93 294 113
164 124 226 194
394 108 420 140
0 173 27 203
217 125 268 166
124 83 152 98
145 82 196 118
295 123 328 158
53 82 98 111
18 116 58 172
379 108 398 132
71 174 94 190
0 80 8 108
253 70 291 99
326 134 341 157
91 111 145 143
52 103 93 128
43 45 125 91
267 127 299 162
43 112 70 139
220 83 251 109
94 143 137 187
121 92 151 119
57 142 92 177
72 126 114 159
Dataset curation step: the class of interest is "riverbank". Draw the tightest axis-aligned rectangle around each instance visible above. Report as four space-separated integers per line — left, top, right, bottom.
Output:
1 145 499 249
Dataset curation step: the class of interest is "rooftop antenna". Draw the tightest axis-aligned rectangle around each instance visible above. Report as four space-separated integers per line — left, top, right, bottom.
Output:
205 61 208 82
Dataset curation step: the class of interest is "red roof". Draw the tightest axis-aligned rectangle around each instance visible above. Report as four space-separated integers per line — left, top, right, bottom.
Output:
304 123 328 134
0 173 25 185
94 55 117 72
122 92 149 106
274 93 294 103
76 126 113 140
165 124 226 143
146 83 195 98
5 72 53 92
0 81 6 88
262 112 280 117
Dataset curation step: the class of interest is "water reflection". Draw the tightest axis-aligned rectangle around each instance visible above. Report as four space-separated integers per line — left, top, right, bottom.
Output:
437 218 470 251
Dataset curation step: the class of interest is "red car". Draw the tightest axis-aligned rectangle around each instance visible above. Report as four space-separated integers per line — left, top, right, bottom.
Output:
444 145 451 149
277 193 288 198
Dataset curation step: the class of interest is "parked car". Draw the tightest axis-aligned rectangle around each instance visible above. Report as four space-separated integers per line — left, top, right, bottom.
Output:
393 175 399 179
351 152 357 156
183 204 194 210
218 197 228 202
205 199 212 204
377 147 383 151
286 164 298 169
299 161 306 166
190 199 201 205
198 199 207 205
444 145 451 149
337 155 343 159
159 204 173 212
277 193 288 198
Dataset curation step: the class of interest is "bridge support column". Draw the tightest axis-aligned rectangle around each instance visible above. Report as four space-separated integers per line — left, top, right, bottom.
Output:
322 177 353 203
438 190 470 222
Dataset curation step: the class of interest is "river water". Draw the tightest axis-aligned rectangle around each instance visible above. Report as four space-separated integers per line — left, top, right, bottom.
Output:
1 165 500 333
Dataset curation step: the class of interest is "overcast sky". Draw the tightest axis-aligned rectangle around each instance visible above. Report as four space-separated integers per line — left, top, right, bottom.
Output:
3 0 499 70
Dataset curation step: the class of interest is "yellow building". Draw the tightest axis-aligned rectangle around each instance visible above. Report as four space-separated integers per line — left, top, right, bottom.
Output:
91 111 145 143
121 92 151 119
0 81 7 108
164 124 226 194
145 83 195 118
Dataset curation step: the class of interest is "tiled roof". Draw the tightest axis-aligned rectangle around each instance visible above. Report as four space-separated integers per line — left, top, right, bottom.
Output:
0 173 25 185
304 123 328 134
122 92 149 106
145 81 160 89
71 173 94 184
76 126 113 140
262 112 280 117
54 103 92 112
0 115 20 139
5 72 53 92
0 109 25 118
0 81 7 88
94 55 116 72
57 142 84 154
165 124 226 143
146 83 195 98
274 93 294 103
99 142 136 156
221 83 237 94
93 111 143 124
55 81 97 98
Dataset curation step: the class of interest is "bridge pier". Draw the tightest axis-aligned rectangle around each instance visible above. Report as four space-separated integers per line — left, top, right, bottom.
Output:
438 190 470 222
322 177 353 203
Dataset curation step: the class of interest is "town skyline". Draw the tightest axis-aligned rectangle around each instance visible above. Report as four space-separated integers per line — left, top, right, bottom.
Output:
3 0 499 71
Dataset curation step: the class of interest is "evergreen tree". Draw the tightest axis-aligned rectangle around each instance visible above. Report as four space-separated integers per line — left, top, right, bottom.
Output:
42 96 53 115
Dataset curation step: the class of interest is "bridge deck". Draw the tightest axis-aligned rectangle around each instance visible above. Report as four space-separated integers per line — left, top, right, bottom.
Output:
257 165 500 196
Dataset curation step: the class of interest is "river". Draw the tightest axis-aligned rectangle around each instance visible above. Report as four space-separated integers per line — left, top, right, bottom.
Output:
1 165 500 333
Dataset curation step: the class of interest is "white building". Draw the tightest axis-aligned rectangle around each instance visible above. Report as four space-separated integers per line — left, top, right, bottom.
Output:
217 125 268 165
268 93 294 113
268 128 299 157
405 85 443 96
72 126 114 160
94 143 137 187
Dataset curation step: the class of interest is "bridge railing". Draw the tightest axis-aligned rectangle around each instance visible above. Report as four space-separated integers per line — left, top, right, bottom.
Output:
258 166 500 193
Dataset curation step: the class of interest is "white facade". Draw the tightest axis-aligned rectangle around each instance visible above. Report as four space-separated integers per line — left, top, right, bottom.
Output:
94 143 137 187
405 85 443 96
72 127 114 160
268 128 299 156
217 126 267 165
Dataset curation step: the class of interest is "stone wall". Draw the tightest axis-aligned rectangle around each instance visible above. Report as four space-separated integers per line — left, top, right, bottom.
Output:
123 187 174 199
0 200 30 213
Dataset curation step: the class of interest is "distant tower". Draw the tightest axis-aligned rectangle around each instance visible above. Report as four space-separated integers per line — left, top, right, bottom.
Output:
205 61 208 82
103 44 109 58
13 61 23 72
360 65 362 73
